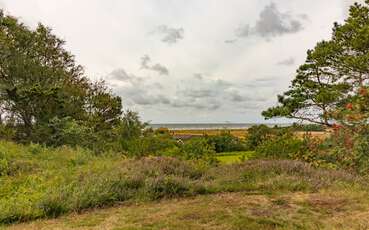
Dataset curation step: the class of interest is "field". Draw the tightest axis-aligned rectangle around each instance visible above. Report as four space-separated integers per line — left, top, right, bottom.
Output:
1 140 369 229
171 129 248 139
171 129 330 140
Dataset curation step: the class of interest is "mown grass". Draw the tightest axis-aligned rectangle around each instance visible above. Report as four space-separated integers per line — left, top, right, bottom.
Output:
216 151 255 164
0 141 366 228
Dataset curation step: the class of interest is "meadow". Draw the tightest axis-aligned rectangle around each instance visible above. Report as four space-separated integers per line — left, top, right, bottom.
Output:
1 141 369 229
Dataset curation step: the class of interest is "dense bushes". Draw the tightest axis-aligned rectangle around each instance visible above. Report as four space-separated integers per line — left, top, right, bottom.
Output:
255 131 305 159
245 125 273 150
0 141 360 224
206 131 247 153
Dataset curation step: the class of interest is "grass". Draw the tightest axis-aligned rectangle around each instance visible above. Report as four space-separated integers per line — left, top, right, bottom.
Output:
0 140 368 229
5 190 369 230
216 151 255 164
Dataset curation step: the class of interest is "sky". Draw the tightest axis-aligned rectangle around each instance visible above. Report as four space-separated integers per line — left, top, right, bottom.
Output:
0 0 362 123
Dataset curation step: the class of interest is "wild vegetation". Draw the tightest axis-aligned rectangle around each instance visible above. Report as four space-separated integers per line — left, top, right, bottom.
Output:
1 1 369 229
0 141 365 225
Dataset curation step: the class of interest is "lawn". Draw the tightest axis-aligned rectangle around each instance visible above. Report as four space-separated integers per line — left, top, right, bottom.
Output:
216 151 255 164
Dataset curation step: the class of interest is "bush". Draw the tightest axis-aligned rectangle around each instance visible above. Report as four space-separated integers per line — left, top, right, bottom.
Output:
353 129 369 174
122 134 177 157
245 125 273 150
292 123 326 132
256 131 305 159
179 138 216 161
206 131 247 153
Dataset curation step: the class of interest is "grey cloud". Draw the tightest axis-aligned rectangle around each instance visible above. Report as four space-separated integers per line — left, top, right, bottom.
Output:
229 90 246 102
140 55 169 75
236 2 306 39
140 55 151 69
108 69 144 83
277 57 295 66
151 63 169 75
171 98 221 110
224 39 237 44
152 25 184 44
108 68 169 106
109 69 275 111
129 92 170 105
193 73 204 80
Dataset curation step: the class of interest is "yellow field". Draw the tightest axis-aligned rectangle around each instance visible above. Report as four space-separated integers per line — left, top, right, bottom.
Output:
170 129 331 140
170 129 247 138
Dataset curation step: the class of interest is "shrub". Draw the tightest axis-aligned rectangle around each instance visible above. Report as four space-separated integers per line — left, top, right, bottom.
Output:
353 129 369 174
245 125 273 150
179 138 216 161
206 131 247 153
255 131 304 159
122 134 177 157
292 123 326 132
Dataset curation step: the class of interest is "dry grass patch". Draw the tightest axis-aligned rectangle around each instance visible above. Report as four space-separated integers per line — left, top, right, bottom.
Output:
6 191 369 230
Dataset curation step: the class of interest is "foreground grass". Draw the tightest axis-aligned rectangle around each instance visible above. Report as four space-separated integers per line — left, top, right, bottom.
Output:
0 141 367 228
5 189 369 230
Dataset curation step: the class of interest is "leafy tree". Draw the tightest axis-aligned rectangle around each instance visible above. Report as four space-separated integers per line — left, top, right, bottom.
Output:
119 111 146 141
263 1 369 128
0 10 123 145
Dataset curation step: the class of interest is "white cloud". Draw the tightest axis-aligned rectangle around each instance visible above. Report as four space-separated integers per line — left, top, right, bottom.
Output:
0 0 352 122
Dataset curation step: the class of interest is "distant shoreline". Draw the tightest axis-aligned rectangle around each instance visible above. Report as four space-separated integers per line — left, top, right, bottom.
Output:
149 123 293 130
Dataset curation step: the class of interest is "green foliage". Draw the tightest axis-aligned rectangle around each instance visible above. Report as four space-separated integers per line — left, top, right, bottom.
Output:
245 125 273 150
178 138 216 161
353 129 369 174
291 123 326 132
206 131 247 153
263 1 369 128
0 11 122 148
119 111 146 141
122 134 177 157
318 127 369 173
0 141 359 224
255 130 305 159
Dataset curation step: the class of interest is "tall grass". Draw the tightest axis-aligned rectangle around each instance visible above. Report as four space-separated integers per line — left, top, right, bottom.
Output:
0 141 362 225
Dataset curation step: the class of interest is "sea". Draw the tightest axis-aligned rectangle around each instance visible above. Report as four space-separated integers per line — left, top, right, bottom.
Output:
148 123 292 130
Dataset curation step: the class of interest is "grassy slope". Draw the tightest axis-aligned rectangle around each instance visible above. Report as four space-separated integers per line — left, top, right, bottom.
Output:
1 141 369 229
6 190 369 230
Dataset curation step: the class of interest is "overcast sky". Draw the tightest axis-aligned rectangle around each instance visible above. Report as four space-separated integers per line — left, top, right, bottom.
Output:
0 0 360 123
